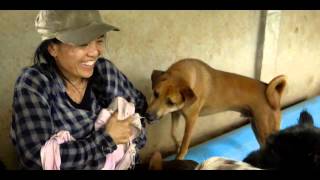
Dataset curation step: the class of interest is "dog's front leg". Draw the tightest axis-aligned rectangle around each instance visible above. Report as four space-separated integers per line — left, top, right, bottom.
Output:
171 111 181 153
176 113 198 160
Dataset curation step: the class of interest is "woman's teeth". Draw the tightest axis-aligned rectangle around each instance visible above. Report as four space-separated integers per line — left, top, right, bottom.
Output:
82 61 95 66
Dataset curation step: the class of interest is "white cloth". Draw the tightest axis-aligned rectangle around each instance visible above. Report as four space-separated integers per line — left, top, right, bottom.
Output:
195 157 261 170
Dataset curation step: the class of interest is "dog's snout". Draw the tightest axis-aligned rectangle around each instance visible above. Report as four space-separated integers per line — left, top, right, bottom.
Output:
145 112 159 122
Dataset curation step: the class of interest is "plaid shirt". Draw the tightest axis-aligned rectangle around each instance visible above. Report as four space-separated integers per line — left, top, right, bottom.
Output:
10 58 155 170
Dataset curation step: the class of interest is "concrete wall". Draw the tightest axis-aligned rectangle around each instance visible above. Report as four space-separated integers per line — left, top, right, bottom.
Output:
101 10 262 162
0 10 319 169
0 10 40 169
261 11 320 105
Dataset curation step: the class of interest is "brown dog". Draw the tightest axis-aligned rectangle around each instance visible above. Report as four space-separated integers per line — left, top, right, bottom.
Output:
147 58 287 160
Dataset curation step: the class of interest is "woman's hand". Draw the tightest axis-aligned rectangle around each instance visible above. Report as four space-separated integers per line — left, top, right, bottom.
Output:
105 111 133 145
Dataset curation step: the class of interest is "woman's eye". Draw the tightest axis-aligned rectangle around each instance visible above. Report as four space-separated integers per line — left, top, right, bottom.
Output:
79 43 89 47
97 39 104 43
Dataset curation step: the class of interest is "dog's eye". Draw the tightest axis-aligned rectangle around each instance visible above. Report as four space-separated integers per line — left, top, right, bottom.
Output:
154 91 159 98
166 98 175 106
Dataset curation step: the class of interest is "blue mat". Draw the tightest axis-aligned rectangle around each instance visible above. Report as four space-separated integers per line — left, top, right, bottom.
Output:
166 96 320 163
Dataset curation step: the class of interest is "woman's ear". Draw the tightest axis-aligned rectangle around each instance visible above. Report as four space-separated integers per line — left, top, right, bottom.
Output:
48 44 58 58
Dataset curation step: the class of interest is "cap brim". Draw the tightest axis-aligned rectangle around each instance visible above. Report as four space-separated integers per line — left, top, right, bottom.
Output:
57 23 119 45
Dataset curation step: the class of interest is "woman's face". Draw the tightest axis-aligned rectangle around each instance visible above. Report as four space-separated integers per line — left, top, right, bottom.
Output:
49 35 105 82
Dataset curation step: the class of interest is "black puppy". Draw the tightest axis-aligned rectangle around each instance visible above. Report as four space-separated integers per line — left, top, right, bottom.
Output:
0 160 6 170
134 151 198 170
243 110 320 170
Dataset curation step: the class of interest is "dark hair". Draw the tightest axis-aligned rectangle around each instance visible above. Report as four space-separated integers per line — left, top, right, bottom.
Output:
33 38 62 78
33 38 77 86
33 38 93 89
33 38 62 67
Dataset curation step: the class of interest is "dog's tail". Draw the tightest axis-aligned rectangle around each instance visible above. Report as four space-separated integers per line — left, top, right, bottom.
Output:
266 75 287 110
298 110 314 127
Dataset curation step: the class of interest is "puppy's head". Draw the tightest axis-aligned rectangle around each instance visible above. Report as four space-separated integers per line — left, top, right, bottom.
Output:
148 151 198 170
243 110 320 169
146 70 197 120
148 151 163 170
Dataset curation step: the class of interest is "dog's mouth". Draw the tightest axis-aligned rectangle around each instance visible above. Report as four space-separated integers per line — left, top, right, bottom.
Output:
145 112 161 121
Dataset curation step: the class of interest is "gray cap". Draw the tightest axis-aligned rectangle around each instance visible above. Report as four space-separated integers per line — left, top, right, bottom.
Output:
35 10 119 45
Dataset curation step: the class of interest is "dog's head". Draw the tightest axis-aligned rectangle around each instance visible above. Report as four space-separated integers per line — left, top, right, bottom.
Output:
146 70 197 120
243 110 320 169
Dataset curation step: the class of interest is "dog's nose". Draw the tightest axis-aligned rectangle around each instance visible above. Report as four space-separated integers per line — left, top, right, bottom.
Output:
145 112 159 122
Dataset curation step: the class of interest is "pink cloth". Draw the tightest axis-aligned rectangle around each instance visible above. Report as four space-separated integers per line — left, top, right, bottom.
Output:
95 97 141 170
40 131 75 170
40 97 142 170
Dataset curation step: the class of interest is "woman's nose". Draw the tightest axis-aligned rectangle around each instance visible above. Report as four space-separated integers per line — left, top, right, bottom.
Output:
87 42 100 57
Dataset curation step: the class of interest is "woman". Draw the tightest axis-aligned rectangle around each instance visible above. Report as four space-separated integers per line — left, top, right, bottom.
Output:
10 10 154 170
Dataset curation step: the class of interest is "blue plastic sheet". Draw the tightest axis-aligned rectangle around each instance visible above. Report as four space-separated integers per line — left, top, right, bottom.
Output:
166 96 320 163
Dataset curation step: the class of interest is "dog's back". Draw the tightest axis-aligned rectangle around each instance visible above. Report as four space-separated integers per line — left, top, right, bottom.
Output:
243 110 320 169
166 58 282 114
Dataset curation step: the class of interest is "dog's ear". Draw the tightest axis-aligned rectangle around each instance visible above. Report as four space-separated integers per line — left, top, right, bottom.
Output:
181 87 197 106
298 110 314 127
149 151 163 170
151 70 165 89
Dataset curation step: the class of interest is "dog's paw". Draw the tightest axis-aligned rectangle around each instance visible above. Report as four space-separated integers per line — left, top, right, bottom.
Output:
176 156 184 160
176 145 181 153
176 153 186 160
